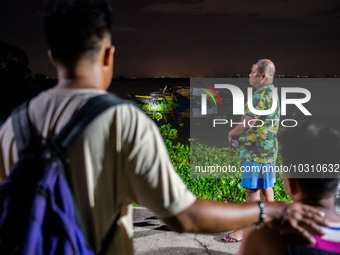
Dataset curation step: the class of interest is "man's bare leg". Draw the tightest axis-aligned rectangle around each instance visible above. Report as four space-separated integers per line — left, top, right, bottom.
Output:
247 188 261 202
260 187 274 202
223 188 260 242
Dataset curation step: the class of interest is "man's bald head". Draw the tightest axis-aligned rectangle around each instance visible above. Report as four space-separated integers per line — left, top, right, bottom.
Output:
249 59 276 89
254 59 275 84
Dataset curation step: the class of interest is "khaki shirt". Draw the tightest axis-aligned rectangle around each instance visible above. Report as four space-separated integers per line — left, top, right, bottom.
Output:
0 88 196 254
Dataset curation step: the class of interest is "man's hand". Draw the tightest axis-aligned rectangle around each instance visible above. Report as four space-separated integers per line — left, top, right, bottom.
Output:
227 116 254 145
162 199 328 245
228 132 233 144
266 202 328 244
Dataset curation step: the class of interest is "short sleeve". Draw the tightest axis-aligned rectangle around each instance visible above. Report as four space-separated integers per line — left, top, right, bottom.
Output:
118 105 196 218
0 118 18 181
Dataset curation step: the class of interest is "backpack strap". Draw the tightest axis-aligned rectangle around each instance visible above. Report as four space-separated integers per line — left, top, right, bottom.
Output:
11 92 129 254
11 101 35 159
53 93 129 154
52 93 127 255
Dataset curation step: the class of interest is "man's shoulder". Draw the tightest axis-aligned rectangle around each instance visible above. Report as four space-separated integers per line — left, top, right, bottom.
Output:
256 84 274 96
28 89 150 135
32 89 139 114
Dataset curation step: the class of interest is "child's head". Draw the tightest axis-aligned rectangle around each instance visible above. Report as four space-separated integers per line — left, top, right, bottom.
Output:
279 122 340 200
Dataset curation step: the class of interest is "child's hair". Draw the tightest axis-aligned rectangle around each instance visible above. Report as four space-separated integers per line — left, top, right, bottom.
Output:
279 122 340 197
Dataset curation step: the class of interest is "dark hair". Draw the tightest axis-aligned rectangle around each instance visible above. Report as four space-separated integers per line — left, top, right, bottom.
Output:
279 122 340 196
42 0 113 65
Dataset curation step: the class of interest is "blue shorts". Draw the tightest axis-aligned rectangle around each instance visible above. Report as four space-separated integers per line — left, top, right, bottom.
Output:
241 161 276 189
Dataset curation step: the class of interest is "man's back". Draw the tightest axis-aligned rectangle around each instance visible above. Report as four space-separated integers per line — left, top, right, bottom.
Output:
0 88 196 254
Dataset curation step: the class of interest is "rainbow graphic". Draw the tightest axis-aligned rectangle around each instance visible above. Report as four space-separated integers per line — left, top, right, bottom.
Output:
198 84 222 106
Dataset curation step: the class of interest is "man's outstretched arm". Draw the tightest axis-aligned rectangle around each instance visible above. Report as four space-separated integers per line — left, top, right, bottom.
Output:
162 199 327 244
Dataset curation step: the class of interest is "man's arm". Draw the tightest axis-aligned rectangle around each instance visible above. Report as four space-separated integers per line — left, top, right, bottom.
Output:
163 199 327 244
123 106 326 244
228 115 255 143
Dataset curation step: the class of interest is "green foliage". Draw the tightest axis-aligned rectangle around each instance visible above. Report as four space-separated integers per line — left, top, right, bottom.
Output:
159 124 178 140
274 179 292 201
161 134 246 202
191 142 241 176
190 142 246 202
150 112 163 121
141 102 174 112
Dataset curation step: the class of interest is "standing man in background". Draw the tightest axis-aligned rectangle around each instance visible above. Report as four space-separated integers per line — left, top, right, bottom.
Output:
225 59 280 242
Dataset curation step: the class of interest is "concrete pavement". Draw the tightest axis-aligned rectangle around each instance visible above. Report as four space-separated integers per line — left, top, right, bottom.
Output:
133 207 241 255
133 184 340 254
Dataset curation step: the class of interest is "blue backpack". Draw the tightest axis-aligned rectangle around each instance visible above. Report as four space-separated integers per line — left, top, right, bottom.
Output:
0 93 126 255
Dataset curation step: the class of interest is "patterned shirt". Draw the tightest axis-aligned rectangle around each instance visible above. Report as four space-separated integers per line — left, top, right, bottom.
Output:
239 84 280 163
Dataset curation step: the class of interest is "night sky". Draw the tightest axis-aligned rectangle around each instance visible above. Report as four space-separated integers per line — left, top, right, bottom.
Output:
0 0 339 78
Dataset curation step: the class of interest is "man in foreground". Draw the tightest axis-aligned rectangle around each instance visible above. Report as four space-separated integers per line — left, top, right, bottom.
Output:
238 122 340 255
0 1 327 254
225 59 280 242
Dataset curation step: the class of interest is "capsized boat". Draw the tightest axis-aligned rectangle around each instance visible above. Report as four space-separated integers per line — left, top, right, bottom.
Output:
133 85 177 104
175 88 191 99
